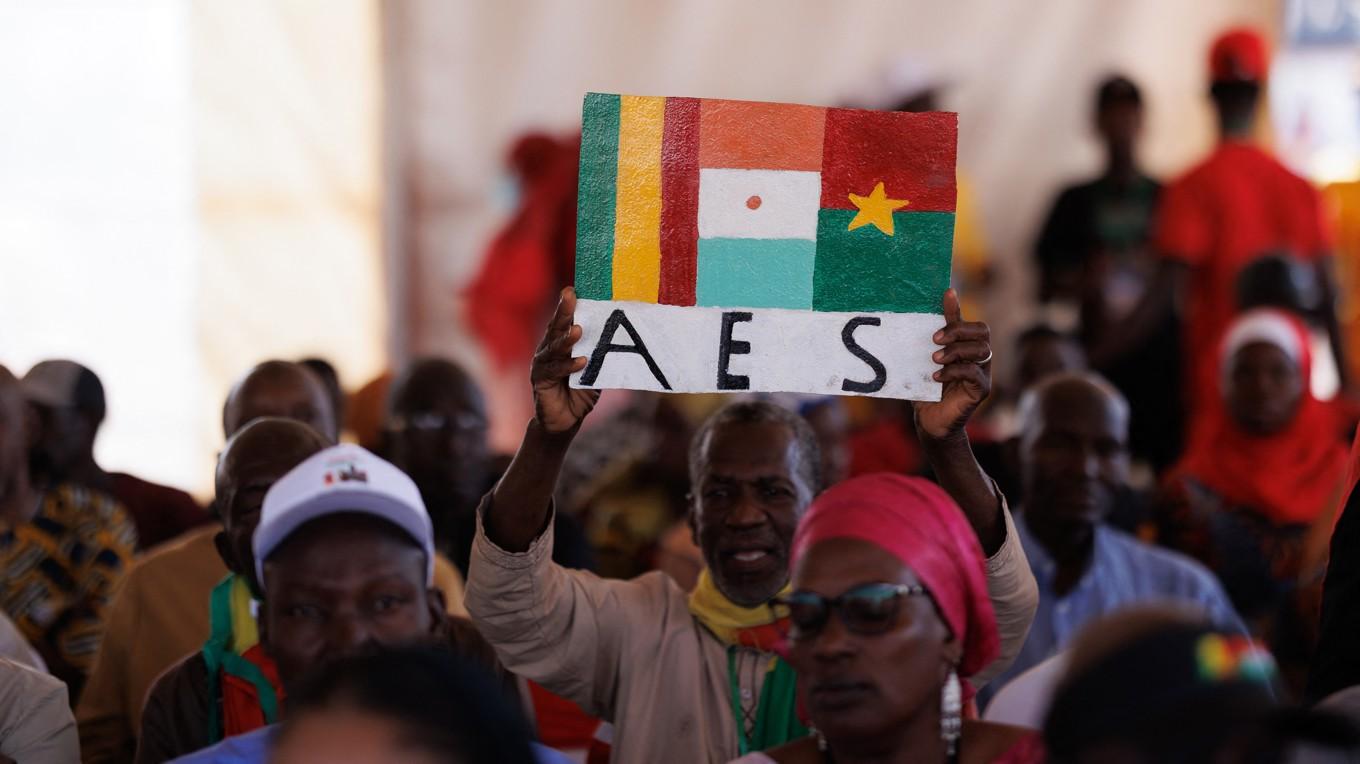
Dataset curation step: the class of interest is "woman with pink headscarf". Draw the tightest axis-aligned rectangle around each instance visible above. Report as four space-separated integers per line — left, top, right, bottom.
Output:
731 474 1042 764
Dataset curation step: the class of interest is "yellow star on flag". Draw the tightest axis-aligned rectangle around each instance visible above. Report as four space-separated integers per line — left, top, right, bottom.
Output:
847 181 910 236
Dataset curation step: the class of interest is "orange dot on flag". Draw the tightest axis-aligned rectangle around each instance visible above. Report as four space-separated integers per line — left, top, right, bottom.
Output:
746 195 762 210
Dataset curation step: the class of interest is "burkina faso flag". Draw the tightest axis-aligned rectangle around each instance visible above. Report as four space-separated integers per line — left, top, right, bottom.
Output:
574 93 956 314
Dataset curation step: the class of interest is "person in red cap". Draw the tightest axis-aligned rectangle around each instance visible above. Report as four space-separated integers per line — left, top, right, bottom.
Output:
1094 26 1343 442
733 474 1043 763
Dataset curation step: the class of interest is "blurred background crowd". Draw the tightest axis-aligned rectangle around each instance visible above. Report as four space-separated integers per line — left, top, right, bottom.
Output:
4 1 1360 763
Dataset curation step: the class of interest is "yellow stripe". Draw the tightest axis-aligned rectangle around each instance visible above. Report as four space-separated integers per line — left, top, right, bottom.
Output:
611 95 665 302
228 575 259 652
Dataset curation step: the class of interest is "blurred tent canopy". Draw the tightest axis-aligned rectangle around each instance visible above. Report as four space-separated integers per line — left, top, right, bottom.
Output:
3 0 1315 492
382 0 1280 449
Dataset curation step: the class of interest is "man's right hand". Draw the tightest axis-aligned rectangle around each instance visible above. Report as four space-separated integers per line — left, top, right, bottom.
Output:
532 287 600 434
486 287 600 552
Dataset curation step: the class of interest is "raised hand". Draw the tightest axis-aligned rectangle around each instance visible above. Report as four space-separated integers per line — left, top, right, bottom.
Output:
913 289 992 441
531 287 600 433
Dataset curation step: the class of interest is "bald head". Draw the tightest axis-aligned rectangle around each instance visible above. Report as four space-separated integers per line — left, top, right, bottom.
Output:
216 417 330 502
1018 373 1129 449
223 361 337 443
1017 372 1131 536
214 417 331 593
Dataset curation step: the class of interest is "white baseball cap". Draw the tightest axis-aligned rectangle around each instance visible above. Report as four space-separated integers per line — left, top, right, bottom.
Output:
253 443 435 589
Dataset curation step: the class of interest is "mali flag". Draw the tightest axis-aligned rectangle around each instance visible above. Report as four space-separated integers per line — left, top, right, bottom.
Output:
575 93 956 315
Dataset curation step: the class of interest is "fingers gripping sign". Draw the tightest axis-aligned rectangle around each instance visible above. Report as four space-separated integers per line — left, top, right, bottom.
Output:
914 289 993 441
485 287 600 553
532 288 600 434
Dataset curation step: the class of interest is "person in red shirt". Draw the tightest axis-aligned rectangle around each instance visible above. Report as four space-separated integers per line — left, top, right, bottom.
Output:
1094 28 1343 439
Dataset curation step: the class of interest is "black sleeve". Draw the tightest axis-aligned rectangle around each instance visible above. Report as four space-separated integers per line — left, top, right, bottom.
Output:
1309 482 1360 702
550 511 598 573
1034 185 1093 301
134 655 211 764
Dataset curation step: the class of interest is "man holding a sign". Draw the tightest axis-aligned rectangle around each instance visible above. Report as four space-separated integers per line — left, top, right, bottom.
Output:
466 286 1036 763
570 93 958 400
465 95 1036 762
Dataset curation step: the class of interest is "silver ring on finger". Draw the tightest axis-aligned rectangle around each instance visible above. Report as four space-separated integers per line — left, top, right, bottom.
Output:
978 349 993 365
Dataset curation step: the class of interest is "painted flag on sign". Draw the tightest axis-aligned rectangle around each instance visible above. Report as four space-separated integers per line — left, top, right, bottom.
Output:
571 93 957 401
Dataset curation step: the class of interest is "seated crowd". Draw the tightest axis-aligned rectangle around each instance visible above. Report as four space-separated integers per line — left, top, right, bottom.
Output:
2 24 1359 764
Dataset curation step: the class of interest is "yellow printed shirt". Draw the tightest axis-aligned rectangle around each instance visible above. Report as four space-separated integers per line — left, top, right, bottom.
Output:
0 483 137 675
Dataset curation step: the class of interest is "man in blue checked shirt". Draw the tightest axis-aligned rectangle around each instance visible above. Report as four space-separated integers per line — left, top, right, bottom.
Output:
980 372 1243 709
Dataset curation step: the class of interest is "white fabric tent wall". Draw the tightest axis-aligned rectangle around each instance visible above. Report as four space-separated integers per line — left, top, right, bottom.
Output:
0 0 384 498
386 0 1279 451
0 0 1283 491
192 0 387 464
0 0 202 492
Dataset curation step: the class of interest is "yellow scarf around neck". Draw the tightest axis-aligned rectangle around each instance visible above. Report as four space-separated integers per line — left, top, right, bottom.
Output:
687 568 790 650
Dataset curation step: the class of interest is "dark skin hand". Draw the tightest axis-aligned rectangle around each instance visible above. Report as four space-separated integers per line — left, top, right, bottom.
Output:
915 289 1005 555
485 288 599 552
489 287 1004 557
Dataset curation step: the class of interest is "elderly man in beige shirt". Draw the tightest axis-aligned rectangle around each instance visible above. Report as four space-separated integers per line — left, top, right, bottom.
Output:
467 289 1038 763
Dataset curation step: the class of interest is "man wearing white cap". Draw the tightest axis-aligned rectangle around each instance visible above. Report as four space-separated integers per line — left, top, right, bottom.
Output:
141 443 515 764
79 364 341 764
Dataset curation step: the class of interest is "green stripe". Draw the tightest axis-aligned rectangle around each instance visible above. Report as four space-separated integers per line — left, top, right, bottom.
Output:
575 93 620 300
813 209 954 314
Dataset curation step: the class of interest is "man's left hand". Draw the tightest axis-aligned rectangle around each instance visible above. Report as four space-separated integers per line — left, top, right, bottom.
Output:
913 289 992 441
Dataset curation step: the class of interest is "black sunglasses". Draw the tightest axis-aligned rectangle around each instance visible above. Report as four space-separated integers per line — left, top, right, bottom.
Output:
775 583 927 641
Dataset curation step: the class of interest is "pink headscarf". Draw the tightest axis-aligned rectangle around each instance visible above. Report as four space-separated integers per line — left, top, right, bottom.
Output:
790 473 999 680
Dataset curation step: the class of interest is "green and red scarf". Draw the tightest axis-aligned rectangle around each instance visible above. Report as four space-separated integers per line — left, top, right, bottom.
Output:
201 575 283 744
688 569 808 755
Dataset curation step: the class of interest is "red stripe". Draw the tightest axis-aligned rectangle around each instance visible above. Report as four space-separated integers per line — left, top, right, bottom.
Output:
659 97 700 306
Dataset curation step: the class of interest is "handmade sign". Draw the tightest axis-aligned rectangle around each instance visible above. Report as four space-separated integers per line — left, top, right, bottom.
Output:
569 93 956 401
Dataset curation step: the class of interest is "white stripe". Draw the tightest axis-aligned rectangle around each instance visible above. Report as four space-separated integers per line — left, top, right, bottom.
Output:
696 168 820 240
569 299 944 401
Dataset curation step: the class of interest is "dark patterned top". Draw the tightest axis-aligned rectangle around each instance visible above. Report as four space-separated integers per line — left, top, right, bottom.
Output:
0 483 137 674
